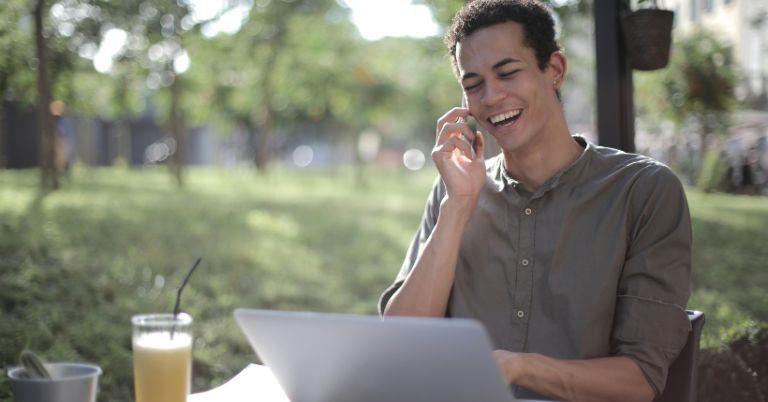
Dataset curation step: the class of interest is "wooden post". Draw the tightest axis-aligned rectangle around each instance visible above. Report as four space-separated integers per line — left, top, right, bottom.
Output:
593 0 636 153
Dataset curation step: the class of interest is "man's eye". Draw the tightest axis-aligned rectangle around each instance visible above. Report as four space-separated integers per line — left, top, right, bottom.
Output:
463 83 481 91
500 70 520 77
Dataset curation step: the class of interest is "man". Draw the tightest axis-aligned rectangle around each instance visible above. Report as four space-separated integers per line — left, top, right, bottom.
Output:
379 1 692 401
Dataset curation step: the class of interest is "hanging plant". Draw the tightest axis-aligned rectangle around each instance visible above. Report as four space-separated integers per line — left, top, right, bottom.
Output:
620 0 675 71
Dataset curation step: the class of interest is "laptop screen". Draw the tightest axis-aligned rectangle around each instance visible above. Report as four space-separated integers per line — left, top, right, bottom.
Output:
234 309 515 402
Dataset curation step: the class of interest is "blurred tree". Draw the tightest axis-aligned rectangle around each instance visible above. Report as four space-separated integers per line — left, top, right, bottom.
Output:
216 0 362 171
185 0 410 171
0 0 203 186
4 0 595 177
28 0 245 185
663 29 738 176
77 0 198 186
0 0 75 187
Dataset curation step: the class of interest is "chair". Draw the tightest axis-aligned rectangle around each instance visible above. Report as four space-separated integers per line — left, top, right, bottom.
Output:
655 310 705 402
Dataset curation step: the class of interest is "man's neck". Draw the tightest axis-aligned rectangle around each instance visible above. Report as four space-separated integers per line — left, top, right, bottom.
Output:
502 128 584 193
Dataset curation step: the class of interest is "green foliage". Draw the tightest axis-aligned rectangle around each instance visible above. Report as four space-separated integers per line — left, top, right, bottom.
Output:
183 0 457 152
0 0 36 105
0 0 591 170
637 28 739 133
695 146 730 193
663 29 738 131
0 0 78 107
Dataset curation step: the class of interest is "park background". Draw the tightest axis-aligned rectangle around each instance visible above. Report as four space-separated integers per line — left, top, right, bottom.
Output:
1 0 767 401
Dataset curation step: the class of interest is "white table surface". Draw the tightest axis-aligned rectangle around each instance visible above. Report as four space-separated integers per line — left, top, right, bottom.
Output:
189 364 288 402
189 364 557 402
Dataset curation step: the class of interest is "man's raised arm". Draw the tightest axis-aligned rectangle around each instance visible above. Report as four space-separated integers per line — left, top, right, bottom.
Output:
383 107 486 317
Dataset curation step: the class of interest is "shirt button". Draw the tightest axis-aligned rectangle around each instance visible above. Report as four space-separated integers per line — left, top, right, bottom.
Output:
524 208 533 216
516 310 525 319
521 259 530 267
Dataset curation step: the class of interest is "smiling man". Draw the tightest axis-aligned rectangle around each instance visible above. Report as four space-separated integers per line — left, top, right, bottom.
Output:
379 1 693 401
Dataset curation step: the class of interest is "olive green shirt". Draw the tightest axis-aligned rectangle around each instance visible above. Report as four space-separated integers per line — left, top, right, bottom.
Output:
379 136 692 398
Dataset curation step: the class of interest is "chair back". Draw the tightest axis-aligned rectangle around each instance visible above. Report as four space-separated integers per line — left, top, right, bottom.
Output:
655 310 705 402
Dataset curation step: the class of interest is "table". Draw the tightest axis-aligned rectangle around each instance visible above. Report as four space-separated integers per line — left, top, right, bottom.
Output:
189 364 558 402
189 364 288 402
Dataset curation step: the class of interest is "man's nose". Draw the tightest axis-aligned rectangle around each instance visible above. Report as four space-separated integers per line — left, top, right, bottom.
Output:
482 79 506 106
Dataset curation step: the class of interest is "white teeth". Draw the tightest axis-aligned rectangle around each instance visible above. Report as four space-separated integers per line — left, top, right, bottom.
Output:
490 109 522 124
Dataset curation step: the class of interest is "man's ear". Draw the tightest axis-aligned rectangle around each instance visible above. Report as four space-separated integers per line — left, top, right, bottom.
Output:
548 51 567 89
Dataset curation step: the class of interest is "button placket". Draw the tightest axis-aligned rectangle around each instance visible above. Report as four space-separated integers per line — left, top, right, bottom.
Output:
514 202 535 330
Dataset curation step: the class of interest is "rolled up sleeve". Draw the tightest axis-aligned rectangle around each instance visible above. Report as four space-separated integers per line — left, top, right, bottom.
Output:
611 165 693 396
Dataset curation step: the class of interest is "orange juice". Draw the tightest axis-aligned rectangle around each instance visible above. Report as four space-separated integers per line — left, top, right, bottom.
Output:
133 332 192 402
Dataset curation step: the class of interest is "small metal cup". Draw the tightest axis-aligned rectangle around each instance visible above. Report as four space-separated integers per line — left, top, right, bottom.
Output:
8 363 102 402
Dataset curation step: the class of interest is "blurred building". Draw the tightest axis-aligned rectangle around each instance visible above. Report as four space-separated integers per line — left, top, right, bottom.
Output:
666 0 768 108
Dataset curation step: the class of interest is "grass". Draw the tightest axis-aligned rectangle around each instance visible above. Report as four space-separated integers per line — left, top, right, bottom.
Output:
686 190 768 348
0 166 433 401
1 166 766 401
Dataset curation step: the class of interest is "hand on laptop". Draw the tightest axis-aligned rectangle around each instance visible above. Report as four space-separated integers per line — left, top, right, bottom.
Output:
492 349 524 384
492 349 656 402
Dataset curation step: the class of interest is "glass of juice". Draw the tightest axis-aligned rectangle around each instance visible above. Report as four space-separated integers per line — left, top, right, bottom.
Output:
132 313 193 402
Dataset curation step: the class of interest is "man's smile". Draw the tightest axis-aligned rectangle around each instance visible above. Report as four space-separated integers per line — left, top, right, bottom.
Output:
488 109 522 127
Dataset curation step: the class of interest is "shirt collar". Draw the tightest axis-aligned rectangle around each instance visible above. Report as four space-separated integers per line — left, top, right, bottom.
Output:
489 135 592 197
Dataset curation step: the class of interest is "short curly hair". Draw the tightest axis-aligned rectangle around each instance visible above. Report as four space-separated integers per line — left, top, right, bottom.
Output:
444 0 561 75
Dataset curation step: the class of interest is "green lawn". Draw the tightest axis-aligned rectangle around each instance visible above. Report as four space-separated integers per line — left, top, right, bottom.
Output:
1 166 766 401
686 190 768 348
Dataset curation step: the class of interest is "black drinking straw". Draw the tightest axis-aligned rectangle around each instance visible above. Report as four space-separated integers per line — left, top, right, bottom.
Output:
171 256 202 339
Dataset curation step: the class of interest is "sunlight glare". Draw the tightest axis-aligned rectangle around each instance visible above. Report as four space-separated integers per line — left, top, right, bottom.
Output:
340 0 439 41
93 28 128 73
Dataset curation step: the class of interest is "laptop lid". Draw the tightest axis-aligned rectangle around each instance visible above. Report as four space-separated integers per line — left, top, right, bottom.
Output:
234 309 515 402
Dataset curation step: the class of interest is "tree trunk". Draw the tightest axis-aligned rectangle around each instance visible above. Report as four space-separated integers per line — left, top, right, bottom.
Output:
0 96 6 169
254 50 277 172
254 105 272 172
34 0 58 191
0 73 6 169
253 23 291 173
698 119 711 178
169 72 186 187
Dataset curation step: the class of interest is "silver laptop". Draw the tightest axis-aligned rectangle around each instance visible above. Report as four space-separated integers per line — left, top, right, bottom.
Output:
234 309 515 402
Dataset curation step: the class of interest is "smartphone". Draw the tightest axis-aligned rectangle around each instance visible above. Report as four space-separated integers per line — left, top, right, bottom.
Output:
459 95 476 158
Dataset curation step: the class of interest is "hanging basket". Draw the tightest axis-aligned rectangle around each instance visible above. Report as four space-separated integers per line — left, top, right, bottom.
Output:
620 8 675 71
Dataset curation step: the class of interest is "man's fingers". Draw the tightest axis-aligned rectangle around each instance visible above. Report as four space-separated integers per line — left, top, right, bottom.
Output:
473 131 485 159
433 136 474 159
436 122 476 146
437 107 471 134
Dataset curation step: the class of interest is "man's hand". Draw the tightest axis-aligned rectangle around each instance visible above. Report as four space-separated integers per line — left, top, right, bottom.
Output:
491 350 655 402
433 107 486 206
493 349 523 384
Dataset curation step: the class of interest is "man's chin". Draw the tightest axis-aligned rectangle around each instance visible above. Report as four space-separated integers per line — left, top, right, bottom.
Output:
495 134 531 155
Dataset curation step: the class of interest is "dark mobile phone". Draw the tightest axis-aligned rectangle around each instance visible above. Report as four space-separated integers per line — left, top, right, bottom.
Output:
460 95 476 158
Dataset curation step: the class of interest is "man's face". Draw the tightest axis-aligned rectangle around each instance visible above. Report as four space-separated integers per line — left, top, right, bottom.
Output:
456 22 563 154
